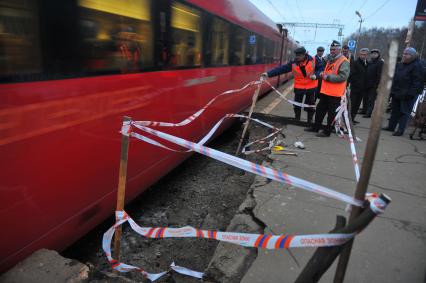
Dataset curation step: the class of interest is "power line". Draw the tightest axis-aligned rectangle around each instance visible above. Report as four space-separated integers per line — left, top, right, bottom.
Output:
358 0 368 11
295 0 305 24
264 0 287 21
365 0 391 20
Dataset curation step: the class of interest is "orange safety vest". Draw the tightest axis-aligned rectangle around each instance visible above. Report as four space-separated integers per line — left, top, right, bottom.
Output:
320 55 348 97
292 59 317 89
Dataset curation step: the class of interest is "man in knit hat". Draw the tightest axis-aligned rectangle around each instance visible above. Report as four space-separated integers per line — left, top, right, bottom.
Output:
305 40 350 137
383 47 424 136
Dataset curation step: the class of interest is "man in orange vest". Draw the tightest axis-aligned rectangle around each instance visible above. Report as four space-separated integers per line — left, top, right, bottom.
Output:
261 47 320 123
305 40 350 137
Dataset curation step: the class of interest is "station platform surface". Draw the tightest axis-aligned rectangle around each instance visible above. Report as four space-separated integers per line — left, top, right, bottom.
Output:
242 82 426 283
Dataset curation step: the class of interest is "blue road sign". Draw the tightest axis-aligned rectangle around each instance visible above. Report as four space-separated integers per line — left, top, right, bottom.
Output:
348 40 356 50
249 35 256 45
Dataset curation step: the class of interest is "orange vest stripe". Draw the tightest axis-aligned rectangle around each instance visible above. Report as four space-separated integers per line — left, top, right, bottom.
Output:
320 56 348 97
292 59 318 89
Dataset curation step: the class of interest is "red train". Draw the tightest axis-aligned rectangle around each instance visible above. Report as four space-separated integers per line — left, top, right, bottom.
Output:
0 0 296 272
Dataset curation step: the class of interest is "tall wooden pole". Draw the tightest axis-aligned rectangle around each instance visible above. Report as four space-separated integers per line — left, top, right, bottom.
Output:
333 40 399 283
236 83 261 155
405 18 415 47
113 116 131 262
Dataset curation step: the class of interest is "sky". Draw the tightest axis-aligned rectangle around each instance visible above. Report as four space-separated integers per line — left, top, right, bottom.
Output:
249 0 419 55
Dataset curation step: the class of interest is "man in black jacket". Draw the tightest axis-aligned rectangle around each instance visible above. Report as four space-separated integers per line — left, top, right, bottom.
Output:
383 47 424 136
349 48 369 123
363 49 384 117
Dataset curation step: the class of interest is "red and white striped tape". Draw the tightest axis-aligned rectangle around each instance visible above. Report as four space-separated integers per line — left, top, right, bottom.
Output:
131 122 362 207
104 192 388 282
264 80 316 109
333 94 361 181
134 81 260 128
103 211 354 281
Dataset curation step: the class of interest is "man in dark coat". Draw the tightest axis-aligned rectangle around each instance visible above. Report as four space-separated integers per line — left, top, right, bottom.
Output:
383 47 424 136
313 46 326 100
363 49 384 117
349 48 369 123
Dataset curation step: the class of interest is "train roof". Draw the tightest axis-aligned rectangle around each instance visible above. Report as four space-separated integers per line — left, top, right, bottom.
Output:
186 0 282 41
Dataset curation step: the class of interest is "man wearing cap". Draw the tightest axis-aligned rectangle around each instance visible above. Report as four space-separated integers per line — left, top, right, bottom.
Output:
383 47 424 136
313 46 326 100
305 40 350 137
261 47 321 123
342 44 354 63
363 49 384 118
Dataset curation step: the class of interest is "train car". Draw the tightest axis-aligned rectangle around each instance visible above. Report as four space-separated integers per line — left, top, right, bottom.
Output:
0 0 296 271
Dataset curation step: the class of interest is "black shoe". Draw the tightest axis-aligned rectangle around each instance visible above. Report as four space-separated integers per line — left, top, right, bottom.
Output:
382 127 394 132
363 114 371 118
316 131 331 137
304 127 319 133
392 130 403 136
358 110 366 114
353 120 360 124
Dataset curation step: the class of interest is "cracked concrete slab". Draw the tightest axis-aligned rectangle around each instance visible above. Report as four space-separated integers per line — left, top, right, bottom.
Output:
240 93 426 282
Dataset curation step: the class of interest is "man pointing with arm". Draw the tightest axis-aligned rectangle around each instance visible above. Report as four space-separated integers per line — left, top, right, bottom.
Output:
261 47 320 123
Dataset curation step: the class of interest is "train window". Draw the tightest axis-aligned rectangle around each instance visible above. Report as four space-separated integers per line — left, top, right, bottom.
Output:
264 39 274 64
0 0 41 80
246 33 258 65
257 36 265 64
274 41 280 63
169 2 202 67
207 17 230 66
229 26 247 66
77 0 153 74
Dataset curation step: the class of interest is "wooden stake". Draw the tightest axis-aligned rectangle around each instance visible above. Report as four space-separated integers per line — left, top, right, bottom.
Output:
113 116 131 262
236 83 261 155
333 40 399 283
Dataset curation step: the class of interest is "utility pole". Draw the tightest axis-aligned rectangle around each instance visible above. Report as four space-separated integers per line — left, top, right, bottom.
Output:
354 11 364 56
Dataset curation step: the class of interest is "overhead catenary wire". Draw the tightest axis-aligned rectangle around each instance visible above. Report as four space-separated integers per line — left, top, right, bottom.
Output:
358 0 368 11
365 0 391 20
264 0 288 22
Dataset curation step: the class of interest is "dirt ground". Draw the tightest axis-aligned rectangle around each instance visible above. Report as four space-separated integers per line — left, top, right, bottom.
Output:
63 120 280 282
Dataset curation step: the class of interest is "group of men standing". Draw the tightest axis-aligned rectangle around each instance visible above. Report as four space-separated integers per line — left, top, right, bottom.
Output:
262 40 358 137
262 39 426 137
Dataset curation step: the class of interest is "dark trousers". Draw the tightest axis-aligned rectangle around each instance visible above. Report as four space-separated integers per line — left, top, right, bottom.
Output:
350 88 365 120
387 96 417 133
315 79 323 100
366 88 378 116
294 88 316 120
360 90 369 112
313 93 341 134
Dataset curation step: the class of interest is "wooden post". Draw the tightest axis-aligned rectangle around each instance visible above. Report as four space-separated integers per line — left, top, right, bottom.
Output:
113 116 131 262
236 83 261 155
405 18 415 47
333 40 399 283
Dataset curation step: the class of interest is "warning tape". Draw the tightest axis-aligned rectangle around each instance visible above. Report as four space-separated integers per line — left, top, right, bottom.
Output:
132 113 282 155
104 192 388 282
264 80 316 109
131 122 362 207
333 94 361 182
134 81 260 128
106 80 390 281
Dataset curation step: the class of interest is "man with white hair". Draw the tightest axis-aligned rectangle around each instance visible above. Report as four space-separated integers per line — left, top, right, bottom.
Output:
383 47 424 136
305 40 350 137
